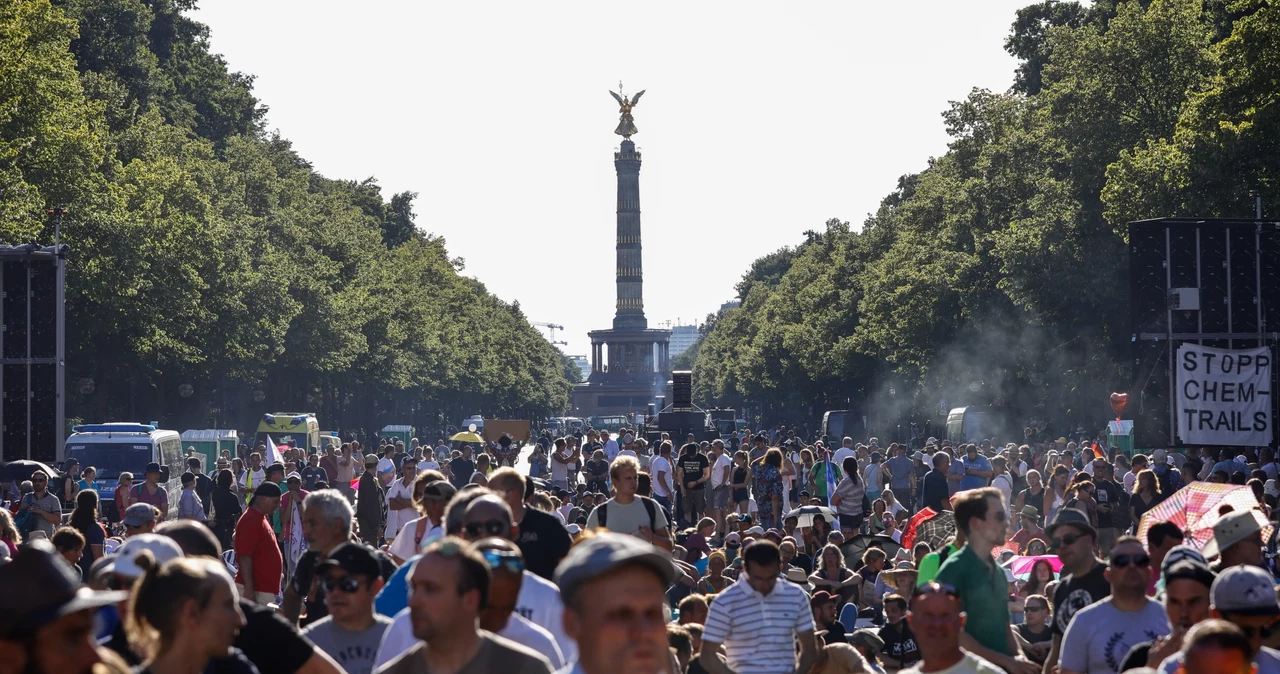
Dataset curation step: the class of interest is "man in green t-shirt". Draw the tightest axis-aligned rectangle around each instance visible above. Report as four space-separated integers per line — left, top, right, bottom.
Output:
935 487 1038 674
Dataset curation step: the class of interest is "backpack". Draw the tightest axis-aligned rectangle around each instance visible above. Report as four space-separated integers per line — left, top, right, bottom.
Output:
597 496 659 532
13 495 36 537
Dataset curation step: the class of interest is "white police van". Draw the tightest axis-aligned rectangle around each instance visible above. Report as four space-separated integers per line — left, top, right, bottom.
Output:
63 423 184 521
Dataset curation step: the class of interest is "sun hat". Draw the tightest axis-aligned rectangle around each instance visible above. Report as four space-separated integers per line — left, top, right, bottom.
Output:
1201 510 1264 560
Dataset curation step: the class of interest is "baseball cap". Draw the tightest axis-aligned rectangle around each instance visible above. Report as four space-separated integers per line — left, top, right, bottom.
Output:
110 533 184 580
122 503 157 527
746 526 765 536
364 453 380 466
317 542 382 579
1046 507 1096 540
253 481 282 498
737 513 753 524
1163 560 1215 589
724 532 742 548
810 590 836 608
0 543 127 637
1153 449 1168 464
555 533 676 604
1201 510 1264 559
286 472 302 483
849 629 884 650
1212 565 1280 615
422 480 457 501
1162 544 1208 574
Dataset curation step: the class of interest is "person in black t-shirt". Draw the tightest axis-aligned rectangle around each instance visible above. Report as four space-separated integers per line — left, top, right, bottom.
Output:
490 467 572 580
677 443 711 527
1015 594 1054 664
879 593 921 670
1043 509 1109 674
922 452 951 512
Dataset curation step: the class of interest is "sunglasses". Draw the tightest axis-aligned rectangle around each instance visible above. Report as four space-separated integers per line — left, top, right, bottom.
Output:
1110 553 1150 569
322 575 366 594
1049 532 1084 550
1234 621 1280 640
912 582 960 600
464 520 507 538
482 550 525 574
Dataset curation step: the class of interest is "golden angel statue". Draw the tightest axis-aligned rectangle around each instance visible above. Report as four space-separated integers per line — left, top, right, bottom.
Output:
609 87 645 139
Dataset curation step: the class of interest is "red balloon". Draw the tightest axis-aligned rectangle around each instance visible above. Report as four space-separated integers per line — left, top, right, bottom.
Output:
1110 392 1129 417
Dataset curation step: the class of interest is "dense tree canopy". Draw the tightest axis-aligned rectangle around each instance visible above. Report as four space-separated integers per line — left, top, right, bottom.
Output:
691 0 1268 438
1 0 571 435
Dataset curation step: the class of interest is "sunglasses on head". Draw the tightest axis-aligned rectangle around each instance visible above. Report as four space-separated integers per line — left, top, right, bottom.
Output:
464 520 507 538
322 575 366 594
912 582 960 600
482 550 525 573
1110 553 1150 569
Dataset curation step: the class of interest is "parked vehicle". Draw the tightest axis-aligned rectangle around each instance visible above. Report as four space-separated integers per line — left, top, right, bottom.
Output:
64 423 183 521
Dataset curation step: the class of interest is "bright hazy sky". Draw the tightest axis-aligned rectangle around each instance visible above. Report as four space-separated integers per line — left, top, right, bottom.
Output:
194 1 1030 358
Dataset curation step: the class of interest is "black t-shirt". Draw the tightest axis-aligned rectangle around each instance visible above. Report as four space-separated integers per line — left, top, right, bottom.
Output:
450 458 475 488
679 453 711 490
234 599 315 674
879 621 921 669
518 506 572 580
793 552 814 575
1096 479 1129 530
1051 560 1111 636
194 472 214 514
923 470 949 512
823 619 848 644
1017 623 1053 644
300 465 328 491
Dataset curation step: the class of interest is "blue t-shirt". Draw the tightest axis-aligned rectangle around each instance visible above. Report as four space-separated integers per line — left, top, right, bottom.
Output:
959 455 992 491
374 554 415 617
947 456 966 495
886 455 914 491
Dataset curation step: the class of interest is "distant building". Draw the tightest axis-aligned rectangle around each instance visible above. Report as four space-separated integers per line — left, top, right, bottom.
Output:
569 355 591 381
669 324 699 358
720 300 741 311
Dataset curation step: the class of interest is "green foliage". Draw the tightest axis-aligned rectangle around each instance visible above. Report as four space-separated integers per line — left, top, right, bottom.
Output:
2 0 569 431
694 0 1233 434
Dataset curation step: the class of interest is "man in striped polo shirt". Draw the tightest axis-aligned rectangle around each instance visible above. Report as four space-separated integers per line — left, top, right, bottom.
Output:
700 540 818 674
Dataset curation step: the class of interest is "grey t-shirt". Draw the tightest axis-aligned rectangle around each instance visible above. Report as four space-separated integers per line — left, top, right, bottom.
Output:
1060 597 1168 674
303 614 393 674
376 633 552 674
23 492 61 538
584 496 669 539
886 455 914 490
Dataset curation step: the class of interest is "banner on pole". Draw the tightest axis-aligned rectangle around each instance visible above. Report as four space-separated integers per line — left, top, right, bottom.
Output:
1176 344 1273 446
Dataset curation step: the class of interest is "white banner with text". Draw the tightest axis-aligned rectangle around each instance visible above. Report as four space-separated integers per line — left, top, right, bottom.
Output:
1176 344 1273 446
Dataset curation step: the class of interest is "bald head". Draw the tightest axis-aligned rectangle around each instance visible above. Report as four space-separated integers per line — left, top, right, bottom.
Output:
462 495 515 541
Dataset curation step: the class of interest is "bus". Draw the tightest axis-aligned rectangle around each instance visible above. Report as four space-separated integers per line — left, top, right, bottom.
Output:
63 423 183 521
255 413 320 452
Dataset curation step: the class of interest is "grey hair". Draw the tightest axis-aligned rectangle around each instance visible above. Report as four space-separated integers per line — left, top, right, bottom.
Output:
303 489 353 533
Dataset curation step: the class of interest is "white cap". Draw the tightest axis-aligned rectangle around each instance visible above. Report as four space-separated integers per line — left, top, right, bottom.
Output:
109 534 184 579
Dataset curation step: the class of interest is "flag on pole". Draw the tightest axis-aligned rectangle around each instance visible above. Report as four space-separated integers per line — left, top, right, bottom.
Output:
825 449 838 507
265 434 282 465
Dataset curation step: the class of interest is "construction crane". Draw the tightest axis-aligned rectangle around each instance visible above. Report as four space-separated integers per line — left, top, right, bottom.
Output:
531 321 568 346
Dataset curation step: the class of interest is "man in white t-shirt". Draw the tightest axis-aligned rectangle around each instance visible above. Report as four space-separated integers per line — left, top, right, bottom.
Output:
237 451 267 505
375 446 397 487
383 457 417 543
602 431 620 463
548 437 574 490
649 441 676 514
708 440 733 540
832 437 856 472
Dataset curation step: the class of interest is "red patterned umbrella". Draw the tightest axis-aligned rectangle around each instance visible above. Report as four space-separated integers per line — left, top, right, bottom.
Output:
902 508 956 550
1136 482 1272 550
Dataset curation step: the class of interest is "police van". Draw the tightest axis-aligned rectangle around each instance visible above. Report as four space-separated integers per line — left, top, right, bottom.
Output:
63 423 184 521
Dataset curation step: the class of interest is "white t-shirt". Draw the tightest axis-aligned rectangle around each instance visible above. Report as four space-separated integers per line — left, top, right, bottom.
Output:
501 613 564 669
237 468 266 492
650 456 674 497
711 453 733 488
1123 471 1137 494
616 449 637 462
417 460 440 473
603 438 620 462
1061 598 1169 674
376 457 396 481
832 447 856 469
384 478 415 539
550 449 570 481
386 516 441 561
902 653 1003 674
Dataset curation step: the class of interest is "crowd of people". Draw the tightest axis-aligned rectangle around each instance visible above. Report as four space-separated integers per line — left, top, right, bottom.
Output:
1 427 1279 674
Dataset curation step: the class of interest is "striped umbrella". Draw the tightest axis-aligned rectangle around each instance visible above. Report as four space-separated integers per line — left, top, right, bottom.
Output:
1136 482 1272 550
